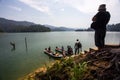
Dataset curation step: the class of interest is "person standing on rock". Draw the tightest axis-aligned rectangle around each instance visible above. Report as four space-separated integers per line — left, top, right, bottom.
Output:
91 4 110 50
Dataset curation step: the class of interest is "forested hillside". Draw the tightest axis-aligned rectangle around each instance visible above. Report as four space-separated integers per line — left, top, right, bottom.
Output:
0 18 51 32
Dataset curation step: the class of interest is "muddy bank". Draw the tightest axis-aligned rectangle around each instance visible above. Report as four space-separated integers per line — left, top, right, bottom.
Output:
19 44 120 80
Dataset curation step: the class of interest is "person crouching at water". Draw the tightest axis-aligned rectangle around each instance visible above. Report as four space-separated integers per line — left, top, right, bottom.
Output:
67 45 73 55
44 48 47 51
48 46 51 53
74 39 82 55
61 46 66 57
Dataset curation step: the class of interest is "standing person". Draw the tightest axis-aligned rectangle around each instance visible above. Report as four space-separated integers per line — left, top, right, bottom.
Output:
91 4 110 50
74 39 82 55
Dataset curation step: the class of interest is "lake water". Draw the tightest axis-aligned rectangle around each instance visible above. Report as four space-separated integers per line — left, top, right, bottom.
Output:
0 32 120 80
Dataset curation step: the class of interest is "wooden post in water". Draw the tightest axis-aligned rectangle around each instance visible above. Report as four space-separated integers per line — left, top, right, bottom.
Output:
119 40 120 46
25 37 28 52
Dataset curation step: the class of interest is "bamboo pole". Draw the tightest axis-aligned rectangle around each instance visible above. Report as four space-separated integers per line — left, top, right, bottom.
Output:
25 37 28 52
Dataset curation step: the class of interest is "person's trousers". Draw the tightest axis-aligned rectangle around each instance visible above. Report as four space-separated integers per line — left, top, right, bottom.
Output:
75 48 79 55
95 29 106 48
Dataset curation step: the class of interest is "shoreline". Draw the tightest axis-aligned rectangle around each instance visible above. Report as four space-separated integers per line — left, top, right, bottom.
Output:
17 61 55 80
18 44 120 80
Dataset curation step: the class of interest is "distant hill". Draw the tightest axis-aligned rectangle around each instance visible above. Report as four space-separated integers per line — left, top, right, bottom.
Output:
0 18 75 32
0 18 50 32
44 24 56 30
0 18 35 26
44 24 75 31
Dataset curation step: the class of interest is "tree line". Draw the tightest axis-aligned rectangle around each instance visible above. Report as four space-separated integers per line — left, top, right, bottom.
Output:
0 24 51 32
75 23 120 31
107 23 120 31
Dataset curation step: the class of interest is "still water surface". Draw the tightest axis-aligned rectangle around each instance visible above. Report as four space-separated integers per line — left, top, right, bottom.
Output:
0 32 120 80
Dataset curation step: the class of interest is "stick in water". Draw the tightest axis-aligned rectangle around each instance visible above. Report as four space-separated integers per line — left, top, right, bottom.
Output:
25 37 28 52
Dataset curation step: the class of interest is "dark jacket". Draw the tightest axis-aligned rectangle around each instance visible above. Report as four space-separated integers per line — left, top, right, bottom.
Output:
93 11 110 30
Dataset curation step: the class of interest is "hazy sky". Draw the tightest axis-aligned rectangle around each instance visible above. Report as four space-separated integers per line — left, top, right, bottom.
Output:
0 0 120 28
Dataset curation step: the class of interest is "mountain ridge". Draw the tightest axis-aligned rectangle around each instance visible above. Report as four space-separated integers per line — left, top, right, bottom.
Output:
0 17 50 32
44 24 75 31
0 18 35 26
0 17 75 32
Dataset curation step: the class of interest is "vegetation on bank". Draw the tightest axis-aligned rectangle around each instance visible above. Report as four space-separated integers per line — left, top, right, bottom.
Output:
36 57 88 80
19 55 88 80
20 45 120 80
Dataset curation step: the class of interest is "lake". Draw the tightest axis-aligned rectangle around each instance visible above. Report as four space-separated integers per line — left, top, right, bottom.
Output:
0 31 120 80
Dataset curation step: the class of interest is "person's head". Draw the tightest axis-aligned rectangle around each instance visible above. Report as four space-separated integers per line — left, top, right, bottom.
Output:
98 4 106 12
76 39 79 41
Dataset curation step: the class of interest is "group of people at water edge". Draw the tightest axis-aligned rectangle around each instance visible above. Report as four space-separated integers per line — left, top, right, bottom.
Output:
44 39 82 57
